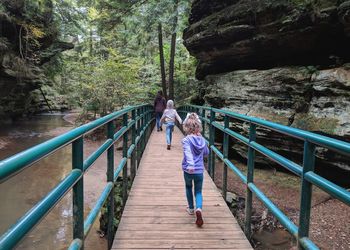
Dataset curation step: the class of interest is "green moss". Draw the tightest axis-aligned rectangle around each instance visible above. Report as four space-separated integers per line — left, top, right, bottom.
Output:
293 114 339 134
249 110 290 125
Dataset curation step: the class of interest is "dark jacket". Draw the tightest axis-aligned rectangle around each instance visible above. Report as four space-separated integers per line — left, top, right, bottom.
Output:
154 95 166 112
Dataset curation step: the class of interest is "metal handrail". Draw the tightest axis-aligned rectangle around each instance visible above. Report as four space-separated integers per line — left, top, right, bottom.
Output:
178 105 350 250
0 104 154 250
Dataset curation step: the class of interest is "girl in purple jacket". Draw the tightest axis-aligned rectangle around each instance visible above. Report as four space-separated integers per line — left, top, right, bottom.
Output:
182 113 209 227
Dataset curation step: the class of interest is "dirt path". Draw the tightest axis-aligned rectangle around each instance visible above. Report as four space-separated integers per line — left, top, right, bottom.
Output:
213 160 350 250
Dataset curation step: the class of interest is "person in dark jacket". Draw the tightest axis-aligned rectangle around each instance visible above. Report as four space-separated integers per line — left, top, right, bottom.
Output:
154 90 166 131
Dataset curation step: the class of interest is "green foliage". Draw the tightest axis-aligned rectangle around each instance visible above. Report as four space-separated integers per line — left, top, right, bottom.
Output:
99 178 125 235
302 65 319 75
57 48 149 116
1 0 196 117
49 0 195 114
0 2 5 12
3 0 196 116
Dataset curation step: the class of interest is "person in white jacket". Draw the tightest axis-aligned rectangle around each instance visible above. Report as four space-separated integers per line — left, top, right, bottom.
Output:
160 100 182 150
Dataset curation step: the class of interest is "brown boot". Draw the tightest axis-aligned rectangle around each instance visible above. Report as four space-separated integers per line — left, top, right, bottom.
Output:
167 145 171 150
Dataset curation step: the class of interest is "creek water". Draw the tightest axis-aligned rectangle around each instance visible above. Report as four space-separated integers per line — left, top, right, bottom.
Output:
0 114 107 249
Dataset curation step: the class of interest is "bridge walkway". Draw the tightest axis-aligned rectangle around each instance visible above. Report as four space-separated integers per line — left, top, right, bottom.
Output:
112 126 252 250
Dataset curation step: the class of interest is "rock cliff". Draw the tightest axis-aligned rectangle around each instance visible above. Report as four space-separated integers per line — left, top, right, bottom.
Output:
203 66 350 185
0 1 73 120
184 0 350 79
184 0 350 186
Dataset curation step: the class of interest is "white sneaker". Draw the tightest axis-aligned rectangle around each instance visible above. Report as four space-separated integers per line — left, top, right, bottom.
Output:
186 207 194 215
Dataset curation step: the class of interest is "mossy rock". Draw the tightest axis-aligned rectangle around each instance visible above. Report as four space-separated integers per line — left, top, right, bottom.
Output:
292 113 339 134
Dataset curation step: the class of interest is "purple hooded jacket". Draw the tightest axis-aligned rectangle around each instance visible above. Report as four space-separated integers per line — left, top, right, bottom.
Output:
182 135 209 174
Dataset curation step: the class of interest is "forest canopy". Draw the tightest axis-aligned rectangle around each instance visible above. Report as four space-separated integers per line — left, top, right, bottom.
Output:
0 0 197 118
50 0 197 115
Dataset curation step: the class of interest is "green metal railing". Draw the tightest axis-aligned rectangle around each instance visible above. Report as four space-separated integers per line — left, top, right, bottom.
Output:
0 104 154 250
178 105 350 250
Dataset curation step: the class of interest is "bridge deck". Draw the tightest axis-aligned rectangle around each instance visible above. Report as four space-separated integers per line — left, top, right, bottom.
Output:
112 127 252 249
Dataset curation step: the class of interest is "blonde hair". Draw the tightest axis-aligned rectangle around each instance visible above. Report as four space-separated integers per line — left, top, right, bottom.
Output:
183 113 202 135
167 100 174 109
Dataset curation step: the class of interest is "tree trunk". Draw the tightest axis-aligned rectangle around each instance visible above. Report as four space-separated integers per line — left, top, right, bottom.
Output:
89 29 93 56
168 0 179 101
158 22 167 99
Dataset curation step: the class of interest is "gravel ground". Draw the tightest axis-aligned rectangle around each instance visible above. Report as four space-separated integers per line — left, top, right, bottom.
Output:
212 160 350 250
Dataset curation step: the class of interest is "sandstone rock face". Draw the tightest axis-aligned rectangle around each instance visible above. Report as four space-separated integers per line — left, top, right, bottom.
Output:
184 0 350 186
0 1 73 120
184 0 350 79
202 66 350 186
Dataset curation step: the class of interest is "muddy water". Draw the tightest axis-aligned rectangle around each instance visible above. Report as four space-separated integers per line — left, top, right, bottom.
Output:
0 115 107 249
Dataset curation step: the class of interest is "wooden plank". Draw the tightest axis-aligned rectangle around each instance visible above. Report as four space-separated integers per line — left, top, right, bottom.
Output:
123 205 231 213
115 230 246 239
114 249 252 250
117 223 242 231
127 196 223 203
126 200 225 206
128 189 221 196
121 210 234 218
116 217 238 224
112 127 252 249
127 195 223 200
112 239 251 249
132 179 215 185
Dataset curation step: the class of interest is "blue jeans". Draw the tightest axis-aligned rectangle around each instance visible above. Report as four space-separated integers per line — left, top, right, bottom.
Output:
184 172 203 210
155 112 163 130
165 122 174 145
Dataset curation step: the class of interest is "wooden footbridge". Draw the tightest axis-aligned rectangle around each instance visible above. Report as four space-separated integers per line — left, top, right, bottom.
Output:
112 126 251 250
0 104 349 250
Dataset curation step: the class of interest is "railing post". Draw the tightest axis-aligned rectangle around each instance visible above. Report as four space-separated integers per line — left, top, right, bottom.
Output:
298 141 315 249
136 107 141 167
131 109 136 181
222 115 229 201
145 107 149 146
145 107 148 144
122 113 128 206
141 106 145 153
72 137 84 249
244 123 256 238
208 109 215 179
201 109 205 136
149 107 153 138
146 107 150 140
106 121 115 248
